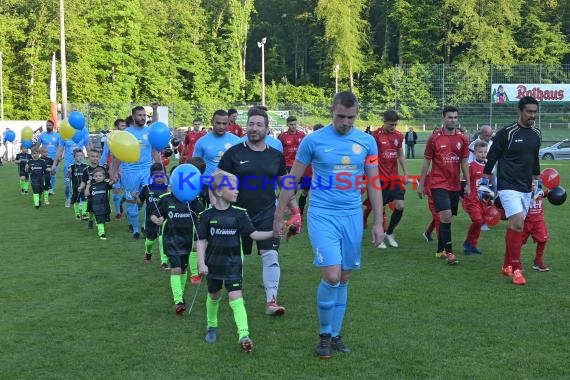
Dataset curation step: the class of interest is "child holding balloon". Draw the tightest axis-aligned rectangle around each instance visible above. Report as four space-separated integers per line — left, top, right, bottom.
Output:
26 146 48 209
69 149 88 220
197 169 275 353
15 146 32 194
521 181 550 271
462 141 491 255
40 147 54 205
138 163 169 267
149 164 204 315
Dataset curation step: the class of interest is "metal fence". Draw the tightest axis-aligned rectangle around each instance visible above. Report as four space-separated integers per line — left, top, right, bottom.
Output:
68 64 570 132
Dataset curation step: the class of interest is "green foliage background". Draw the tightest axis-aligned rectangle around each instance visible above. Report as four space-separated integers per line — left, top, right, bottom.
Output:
1 0 570 126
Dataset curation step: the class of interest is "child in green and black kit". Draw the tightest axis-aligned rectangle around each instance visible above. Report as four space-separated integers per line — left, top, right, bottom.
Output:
185 157 208 285
150 166 204 315
14 147 32 194
84 167 114 240
69 149 87 220
25 146 48 209
138 163 169 267
79 148 106 229
40 147 54 205
197 170 275 353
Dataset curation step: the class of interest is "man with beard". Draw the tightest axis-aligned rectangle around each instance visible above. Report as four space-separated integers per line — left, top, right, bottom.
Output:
110 105 161 239
193 110 240 178
483 96 542 286
38 120 61 193
218 107 300 316
417 106 470 265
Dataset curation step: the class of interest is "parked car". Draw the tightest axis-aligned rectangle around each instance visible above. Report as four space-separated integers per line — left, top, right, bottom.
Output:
539 139 570 160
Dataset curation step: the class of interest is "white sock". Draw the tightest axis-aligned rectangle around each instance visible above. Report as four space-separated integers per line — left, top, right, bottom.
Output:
261 250 280 303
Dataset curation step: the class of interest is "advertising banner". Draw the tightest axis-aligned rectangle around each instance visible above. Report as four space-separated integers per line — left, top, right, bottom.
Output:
491 84 570 103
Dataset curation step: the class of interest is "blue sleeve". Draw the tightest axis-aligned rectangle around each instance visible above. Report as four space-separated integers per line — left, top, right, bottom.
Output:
296 135 312 166
192 139 203 158
100 144 109 166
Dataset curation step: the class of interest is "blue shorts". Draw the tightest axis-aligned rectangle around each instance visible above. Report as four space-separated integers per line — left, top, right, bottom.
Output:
307 209 363 270
121 170 149 200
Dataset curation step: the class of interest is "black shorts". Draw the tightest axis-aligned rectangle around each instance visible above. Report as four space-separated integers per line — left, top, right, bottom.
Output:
44 175 51 191
299 176 312 191
241 205 280 255
86 198 93 213
31 182 44 194
94 213 110 224
144 224 160 240
381 180 406 205
167 254 189 271
19 172 29 179
71 192 84 204
431 188 460 216
207 278 243 294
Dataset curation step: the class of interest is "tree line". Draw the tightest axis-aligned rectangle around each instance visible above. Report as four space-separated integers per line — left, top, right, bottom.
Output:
1 0 569 124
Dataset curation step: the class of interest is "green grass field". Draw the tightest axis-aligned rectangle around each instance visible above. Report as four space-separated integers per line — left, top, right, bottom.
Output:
1 159 569 379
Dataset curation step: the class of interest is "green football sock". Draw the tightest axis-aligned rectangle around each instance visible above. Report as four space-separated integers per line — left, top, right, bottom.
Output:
23 181 29 192
19 180 25 191
97 223 105 235
189 251 199 277
180 272 188 294
170 275 183 304
43 191 49 202
145 238 155 254
89 212 94 221
80 203 86 215
206 295 220 328
159 236 168 265
229 297 249 340
33 193 40 206
73 203 80 216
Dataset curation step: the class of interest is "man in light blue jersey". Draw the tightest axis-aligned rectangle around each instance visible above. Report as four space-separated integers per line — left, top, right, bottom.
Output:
111 106 161 239
37 120 61 192
100 118 127 218
192 110 239 178
274 91 385 359
52 125 91 207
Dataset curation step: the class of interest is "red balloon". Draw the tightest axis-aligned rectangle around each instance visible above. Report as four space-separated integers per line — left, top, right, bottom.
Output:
540 167 560 189
162 157 170 166
484 205 502 227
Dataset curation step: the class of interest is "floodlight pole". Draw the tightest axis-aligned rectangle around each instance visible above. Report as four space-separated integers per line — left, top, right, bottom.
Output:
334 64 339 94
257 37 267 106
60 0 68 118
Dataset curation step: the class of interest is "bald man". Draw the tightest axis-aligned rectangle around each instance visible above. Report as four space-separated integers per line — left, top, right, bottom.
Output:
468 125 493 163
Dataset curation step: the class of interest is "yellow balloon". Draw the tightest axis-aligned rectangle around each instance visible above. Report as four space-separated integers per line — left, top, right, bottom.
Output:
107 130 140 163
59 119 76 140
21 126 34 141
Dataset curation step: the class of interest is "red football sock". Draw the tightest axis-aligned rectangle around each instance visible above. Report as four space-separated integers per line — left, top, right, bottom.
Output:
507 229 523 271
503 231 511 268
535 242 546 264
467 221 482 246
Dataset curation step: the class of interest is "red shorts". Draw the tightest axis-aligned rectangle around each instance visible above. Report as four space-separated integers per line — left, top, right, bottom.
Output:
522 220 549 244
463 198 485 223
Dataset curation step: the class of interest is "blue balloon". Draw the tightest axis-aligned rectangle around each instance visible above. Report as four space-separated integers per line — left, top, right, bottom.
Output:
170 164 201 202
22 139 34 149
4 130 16 142
72 127 89 144
68 111 86 130
148 121 171 150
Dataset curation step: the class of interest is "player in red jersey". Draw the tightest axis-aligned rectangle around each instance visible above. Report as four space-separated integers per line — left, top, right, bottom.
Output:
366 110 409 249
462 141 491 255
298 123 324 217
278 116 306 172
418 106 470 265
181 119 205 163
226 108 244 137
522 185 550 272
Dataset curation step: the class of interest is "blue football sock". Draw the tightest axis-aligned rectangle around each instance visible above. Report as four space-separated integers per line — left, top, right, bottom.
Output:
317 279 339 335
113 193 122 214
126 202 139 233
331 282 348 337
